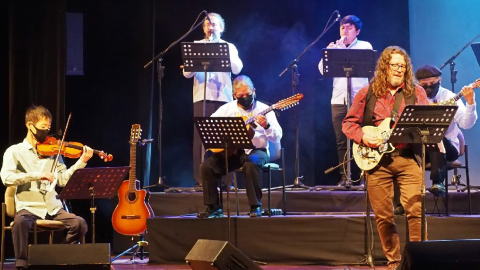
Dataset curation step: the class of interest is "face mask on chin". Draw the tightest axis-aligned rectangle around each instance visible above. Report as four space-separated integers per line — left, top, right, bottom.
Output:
423 81 440 99
237 93 255 109
30 125 50 143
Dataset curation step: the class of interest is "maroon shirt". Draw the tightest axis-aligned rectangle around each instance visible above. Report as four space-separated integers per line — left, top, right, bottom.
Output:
342 84 429 144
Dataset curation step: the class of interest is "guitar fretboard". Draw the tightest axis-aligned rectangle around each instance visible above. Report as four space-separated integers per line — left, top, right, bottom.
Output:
128 142 136 193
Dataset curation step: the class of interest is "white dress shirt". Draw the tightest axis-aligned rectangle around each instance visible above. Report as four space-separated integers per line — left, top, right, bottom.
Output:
1 139 87 218
211 100 282 156
318 38 373 105
429 86 477 153
183 38 243 103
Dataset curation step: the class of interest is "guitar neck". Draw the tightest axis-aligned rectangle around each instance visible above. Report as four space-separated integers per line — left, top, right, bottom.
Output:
128 142 136 192
244 105 274 125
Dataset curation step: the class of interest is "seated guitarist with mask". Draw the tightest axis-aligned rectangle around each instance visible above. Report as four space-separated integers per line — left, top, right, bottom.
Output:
197 75 282 218
342 46 429 270
415 64 477 195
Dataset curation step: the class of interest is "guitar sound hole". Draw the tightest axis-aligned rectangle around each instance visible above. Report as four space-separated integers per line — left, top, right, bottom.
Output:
126 191 138 203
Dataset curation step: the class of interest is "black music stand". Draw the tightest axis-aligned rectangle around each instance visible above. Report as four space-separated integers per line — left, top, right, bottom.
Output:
182 42 232 178
58 166 130 243
194 117 254 241
321 49 377 189
389 105 457 241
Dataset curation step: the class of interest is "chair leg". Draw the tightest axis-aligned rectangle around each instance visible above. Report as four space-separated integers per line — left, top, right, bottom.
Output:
49 231 54 244
268 166 272 217
1 228 4 270
233 173 240 216
445 169 449 216
34 223 38 244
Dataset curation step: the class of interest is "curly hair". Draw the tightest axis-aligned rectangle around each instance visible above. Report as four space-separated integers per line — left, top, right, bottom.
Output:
370 46 416 98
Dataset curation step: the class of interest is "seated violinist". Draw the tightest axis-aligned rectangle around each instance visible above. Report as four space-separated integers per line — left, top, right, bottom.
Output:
1 105 93 270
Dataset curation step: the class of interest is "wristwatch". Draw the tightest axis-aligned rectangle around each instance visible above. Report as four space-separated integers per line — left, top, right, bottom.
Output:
265 123 271 129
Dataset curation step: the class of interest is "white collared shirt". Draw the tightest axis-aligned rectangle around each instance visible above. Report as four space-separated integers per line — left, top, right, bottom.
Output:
211 100 282 155
1 139 87 218
318 38 373 104
183 38 243 103
428 86 477 153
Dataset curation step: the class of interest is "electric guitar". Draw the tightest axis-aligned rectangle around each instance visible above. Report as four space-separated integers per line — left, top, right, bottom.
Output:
209 93 304 154
353 78 480 171
112 124 154 236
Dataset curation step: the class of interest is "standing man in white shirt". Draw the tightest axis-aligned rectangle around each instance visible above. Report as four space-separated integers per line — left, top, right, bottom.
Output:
1 105 93 270
318 15 373 186
183 13 243 186
197 75 282 218
415 64 477 195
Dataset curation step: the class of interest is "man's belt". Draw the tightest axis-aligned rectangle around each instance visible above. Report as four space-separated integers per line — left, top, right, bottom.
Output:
388 148 414 158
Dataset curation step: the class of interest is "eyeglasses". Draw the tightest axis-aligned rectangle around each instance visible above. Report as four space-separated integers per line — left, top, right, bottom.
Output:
389 64 407 71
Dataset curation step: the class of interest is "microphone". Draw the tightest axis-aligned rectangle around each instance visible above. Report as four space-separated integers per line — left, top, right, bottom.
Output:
204 11 212 25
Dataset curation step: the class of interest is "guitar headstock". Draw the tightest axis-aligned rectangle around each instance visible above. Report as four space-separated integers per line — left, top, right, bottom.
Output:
273 93 304 111
130 124 142 145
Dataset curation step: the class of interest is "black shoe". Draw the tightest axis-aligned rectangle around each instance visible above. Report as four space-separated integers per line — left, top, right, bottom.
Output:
249 206 262 217
429 183 446 196
394 204 405 215
197 205 223 218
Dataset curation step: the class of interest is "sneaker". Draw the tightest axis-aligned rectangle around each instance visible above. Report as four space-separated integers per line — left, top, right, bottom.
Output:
429 183 446 196
249 206 262 217
394 204 405 215
197 205 223 218
387 261 400 270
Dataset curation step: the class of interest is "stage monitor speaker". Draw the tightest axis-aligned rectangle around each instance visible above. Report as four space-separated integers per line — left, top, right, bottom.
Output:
28 243 111 270
400 240 480 270
185 239 262 270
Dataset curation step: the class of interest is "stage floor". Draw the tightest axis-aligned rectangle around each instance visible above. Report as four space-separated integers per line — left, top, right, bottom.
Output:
112 189 480 266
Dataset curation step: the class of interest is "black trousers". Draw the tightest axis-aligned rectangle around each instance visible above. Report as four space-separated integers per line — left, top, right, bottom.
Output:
332 104 348 177
200 149 269 207
428 137 459 185
11 209 88 268
193 100 226 182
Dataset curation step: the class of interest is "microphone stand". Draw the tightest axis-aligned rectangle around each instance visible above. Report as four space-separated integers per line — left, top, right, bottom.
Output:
144 11 208 187
279 11 341 189
439 32 480 93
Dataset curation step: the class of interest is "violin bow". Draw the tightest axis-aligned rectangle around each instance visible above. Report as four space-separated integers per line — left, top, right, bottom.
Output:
50 113 72 172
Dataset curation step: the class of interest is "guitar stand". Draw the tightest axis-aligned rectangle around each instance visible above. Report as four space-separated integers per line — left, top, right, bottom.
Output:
110 234 148 263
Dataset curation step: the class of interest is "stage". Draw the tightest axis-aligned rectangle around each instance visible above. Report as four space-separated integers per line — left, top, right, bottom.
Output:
111 188 480 265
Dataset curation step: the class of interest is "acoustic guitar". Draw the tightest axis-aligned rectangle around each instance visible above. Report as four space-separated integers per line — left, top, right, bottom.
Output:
353 78 480 171
112 124 154 236
209 93 304 154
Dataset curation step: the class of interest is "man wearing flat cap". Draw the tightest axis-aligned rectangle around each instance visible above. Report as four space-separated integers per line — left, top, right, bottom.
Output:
415 64 477 195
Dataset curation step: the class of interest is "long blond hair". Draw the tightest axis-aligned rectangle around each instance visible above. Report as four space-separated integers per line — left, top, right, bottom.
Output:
370 46 416 98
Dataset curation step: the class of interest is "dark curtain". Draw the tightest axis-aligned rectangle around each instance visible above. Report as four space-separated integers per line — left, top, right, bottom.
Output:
2 0 66 259
8 0 66 143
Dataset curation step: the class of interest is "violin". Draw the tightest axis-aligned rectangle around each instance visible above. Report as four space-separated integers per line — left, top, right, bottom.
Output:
36 136 113 162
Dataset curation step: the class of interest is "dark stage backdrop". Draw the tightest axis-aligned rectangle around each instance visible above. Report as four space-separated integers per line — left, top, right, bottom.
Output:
3 0 410 251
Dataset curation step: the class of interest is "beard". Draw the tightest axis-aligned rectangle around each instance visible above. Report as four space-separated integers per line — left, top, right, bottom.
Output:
388 75 403 88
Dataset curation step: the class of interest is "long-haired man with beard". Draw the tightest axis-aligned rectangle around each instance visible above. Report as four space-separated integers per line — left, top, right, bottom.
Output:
342 46 429 270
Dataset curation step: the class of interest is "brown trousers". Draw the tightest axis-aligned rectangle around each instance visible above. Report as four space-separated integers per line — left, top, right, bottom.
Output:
367 155 426 262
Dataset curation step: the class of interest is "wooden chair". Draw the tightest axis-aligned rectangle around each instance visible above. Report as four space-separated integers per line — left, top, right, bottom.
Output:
1 186 67 270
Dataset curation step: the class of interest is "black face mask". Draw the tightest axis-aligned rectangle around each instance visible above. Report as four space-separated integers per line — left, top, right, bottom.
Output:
31 125 50 143
237 93 254 109
423 81 440 99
